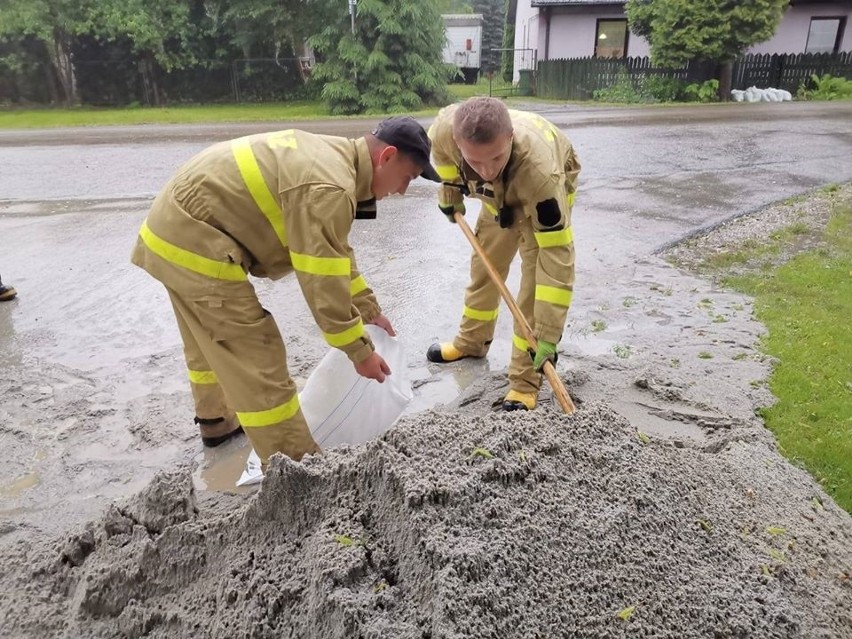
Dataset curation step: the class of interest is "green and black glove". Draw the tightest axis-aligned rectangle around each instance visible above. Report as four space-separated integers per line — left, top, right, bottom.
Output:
439 202 465 224
530 340 558 371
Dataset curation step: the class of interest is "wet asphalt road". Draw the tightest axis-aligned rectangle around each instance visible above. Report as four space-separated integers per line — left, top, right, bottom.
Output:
0 100 850 540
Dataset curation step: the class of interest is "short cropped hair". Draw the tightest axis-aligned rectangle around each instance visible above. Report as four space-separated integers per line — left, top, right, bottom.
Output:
453 97 513 144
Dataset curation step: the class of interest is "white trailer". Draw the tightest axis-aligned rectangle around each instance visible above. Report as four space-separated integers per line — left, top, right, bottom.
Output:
442 14 483 84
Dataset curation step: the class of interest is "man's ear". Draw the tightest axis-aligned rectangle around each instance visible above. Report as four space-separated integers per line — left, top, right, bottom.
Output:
378 145 398 165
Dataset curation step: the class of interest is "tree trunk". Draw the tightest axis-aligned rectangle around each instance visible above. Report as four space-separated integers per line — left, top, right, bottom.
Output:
718 61 733 102
47 28 79 106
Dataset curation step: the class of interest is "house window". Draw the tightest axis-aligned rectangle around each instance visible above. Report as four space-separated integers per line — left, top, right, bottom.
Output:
805 17 845 54
595 19 628 59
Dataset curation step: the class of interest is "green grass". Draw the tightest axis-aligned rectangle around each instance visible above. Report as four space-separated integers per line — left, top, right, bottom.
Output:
0 101 336 128
724 203 852 511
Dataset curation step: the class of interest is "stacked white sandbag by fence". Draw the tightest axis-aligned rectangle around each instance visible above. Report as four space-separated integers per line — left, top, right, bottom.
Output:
731 87 793 102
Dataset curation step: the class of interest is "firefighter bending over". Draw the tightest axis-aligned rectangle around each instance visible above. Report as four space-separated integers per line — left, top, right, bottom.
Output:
132 117 440 467
427 97 580 411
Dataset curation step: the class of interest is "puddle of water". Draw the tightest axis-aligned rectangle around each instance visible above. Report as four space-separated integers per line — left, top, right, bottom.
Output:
612 400 706 442
570 334 619 357
0 472 41 499
192 434 256 494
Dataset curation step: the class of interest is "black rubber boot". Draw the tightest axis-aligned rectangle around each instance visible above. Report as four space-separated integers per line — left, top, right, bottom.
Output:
196 416 243 447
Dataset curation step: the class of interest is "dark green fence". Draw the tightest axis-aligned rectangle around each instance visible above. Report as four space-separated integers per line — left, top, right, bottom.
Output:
537 51 852 100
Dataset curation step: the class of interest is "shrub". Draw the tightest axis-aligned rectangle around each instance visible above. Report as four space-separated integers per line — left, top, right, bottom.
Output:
797 74 852 101
683 79 719 102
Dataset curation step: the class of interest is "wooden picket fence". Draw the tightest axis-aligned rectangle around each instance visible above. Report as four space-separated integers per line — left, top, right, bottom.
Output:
537 51 852 100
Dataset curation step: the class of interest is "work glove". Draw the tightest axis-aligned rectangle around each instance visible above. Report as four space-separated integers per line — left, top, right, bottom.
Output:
530 340 558 372
439 202 465 224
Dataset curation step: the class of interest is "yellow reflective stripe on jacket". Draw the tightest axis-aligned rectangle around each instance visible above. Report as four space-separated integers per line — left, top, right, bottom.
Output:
535 285 573 307
350 274 368 296
290 251 350 277
463 305 499 321
237 395 301 428
231 138 287 247
436 164 460 181
188 369 217 384
567 192 576 207
139 221 247 281
534 227 574 248
513 333 530 352
484 202 498 217
324 321 365 348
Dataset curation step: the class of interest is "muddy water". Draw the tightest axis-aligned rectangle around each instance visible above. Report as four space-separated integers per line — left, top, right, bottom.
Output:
1 102 851 544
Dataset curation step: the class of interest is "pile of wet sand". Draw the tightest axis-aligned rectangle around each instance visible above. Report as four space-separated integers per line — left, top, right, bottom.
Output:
1 393 850 639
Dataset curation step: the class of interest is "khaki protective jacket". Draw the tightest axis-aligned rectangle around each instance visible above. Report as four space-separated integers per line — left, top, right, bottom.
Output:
429 105 581 344
132 130 381 363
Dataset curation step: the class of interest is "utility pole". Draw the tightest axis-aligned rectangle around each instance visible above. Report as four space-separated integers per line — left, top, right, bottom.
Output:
349 0 358 82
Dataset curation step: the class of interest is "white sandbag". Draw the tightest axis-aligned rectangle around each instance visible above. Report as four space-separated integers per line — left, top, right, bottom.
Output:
237 325 412 486
779 89 792 101
744 87 761 103
730 89 745 102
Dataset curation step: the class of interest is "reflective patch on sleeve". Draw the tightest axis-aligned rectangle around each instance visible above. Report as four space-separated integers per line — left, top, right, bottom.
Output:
436 165 460 181
290 252 350 276
324 321 366 348
350 274 368 296
534 227 573 248
536 198 562 227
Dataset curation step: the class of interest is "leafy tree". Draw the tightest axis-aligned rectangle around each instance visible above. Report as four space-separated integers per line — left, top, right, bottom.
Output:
310 0 451 115
472 0 505 74
434 0 474 13
89 0 213 106
0 0 94 105
625 0 789 99
210 0 337 60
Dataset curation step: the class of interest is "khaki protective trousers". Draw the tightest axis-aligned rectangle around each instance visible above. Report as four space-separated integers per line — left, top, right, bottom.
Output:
452 208 541 394
167 288 320 466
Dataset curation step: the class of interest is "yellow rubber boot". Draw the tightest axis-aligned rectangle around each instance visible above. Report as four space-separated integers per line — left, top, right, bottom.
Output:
426 342 470 363
502 390 537 411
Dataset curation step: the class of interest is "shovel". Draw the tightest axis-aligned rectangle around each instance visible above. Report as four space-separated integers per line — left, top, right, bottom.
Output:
453 211 576 414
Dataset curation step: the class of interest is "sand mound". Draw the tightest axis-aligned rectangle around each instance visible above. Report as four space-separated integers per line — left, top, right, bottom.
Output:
1 401 850 638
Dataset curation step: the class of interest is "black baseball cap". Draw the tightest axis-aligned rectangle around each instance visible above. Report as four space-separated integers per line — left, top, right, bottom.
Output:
372 116 441 183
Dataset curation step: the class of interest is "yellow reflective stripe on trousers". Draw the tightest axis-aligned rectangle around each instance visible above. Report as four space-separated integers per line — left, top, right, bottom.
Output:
535 285 573 307
350 274 368 296
534 226 574 248
188 369 218 384
237 394 301 428
436 164 460 180
567 192 576 207
463 305 499 321
138 222 246 281
324 321 365 348
231 138 287 247
290 252 350 276
513 333 530 352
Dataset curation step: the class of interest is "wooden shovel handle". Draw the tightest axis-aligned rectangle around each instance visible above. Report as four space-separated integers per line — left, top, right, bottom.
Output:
453 212 576 414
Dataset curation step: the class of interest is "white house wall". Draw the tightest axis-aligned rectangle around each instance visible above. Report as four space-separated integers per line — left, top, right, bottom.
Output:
749 4 852 54
517 1 851 78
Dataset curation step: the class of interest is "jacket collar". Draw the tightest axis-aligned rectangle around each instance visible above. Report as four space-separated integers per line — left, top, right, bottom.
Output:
353 138 376 218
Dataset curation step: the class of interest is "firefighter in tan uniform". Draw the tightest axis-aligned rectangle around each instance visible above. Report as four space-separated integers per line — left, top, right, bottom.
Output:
426 98 580 411
132 117 440 467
